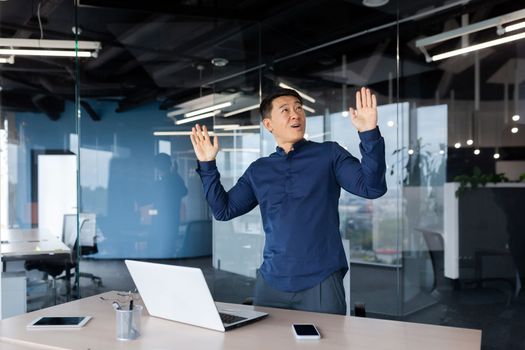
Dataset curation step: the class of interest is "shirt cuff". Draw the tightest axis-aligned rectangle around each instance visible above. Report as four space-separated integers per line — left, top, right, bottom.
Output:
358 126 381 143
197 160 217 171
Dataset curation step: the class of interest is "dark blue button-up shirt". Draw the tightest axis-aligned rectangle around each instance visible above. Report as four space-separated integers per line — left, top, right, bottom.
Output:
196 127 387 292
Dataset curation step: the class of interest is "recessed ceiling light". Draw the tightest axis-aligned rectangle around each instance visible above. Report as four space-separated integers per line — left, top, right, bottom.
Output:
362 0 389 8
211 58 229 67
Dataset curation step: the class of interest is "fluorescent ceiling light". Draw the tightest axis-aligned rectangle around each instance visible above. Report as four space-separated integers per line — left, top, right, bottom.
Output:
175 111 220 125
278 82 316 103
0 48 94 57
416 8 525 62
417 8 525 47
154 131 193 136
503 21 525 33
214 124 240 129
431 32 525 61
153 131 251 137
223 104 260 117
0 38 101 50
303 105 316 113
184 102 232 118
0 56 14 64
0 38 101 58
222 125 260 131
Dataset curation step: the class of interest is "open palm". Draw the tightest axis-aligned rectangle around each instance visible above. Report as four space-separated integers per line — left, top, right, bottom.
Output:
190 124 219 161
349 87 378 132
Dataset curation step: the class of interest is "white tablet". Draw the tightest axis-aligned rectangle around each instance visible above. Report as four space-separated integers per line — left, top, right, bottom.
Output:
27 316 92 329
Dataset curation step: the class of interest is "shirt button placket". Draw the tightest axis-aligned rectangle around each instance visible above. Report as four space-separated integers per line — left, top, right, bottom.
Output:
285 149 294 195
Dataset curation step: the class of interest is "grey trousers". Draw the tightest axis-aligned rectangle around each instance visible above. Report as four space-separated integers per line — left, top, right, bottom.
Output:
253 270 347 315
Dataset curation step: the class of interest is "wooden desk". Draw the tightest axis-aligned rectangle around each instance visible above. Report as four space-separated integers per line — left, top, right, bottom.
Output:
0 291 481 350
1 228 72 314
1 229 70 262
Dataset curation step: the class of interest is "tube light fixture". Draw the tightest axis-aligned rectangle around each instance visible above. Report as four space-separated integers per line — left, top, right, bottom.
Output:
222 125 260 131
223 104 260 117
0 38 101 58
416 8 525 62
0 48 94 58
278 82 316 103
213 124 240 129
184 102 232 118
430 32 525 62
502 21 525 33
154 131 193 136
303 105 316 113
175 111 220 125
0 56 14 64
153 131 252 137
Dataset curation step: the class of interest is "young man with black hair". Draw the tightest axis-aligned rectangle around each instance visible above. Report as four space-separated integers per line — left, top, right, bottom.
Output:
190 87 386 315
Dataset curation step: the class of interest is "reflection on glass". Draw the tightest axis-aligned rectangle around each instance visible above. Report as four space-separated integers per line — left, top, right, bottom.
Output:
213 131 263 278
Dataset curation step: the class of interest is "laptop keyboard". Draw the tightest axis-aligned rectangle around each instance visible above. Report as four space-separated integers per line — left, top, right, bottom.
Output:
219 312 247 324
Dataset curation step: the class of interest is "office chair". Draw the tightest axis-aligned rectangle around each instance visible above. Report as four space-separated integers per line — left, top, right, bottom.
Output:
25 214 102 305
60 214 103 293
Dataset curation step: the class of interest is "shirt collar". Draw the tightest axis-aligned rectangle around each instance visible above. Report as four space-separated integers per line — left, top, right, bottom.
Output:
275 138 308 156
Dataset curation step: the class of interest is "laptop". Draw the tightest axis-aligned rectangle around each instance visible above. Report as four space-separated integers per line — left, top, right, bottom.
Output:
125 260 268 332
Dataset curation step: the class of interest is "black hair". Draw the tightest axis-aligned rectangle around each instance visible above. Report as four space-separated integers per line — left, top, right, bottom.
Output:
259 88 303 120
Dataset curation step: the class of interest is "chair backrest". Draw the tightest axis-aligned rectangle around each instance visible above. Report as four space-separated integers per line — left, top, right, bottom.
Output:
62 213 97 255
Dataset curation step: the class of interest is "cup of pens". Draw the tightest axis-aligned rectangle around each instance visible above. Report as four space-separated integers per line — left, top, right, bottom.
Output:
114 300 143 341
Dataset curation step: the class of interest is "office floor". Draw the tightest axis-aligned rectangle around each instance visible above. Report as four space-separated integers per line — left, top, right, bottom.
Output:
27 257 524 350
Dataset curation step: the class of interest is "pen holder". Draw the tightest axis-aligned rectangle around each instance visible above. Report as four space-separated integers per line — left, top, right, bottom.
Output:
115 305 143 341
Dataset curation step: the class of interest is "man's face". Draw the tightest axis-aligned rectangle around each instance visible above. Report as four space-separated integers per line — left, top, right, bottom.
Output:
263 95 306 146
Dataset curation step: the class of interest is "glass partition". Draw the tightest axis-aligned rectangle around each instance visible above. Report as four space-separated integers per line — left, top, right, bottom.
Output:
1 1 523 348
74 4 263 304
0 0 82 316
397 2 525 346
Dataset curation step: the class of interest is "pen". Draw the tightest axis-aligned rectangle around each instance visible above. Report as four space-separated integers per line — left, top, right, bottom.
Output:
127 299 135 338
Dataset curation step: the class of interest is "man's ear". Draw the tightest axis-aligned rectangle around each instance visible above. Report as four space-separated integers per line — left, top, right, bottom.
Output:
262 117 272 133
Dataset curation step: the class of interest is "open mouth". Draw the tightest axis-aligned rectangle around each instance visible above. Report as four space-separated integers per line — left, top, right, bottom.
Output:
290 123 301 129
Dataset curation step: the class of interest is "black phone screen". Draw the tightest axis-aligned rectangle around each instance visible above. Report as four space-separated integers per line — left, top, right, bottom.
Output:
34 317 86 326
293 324 319 336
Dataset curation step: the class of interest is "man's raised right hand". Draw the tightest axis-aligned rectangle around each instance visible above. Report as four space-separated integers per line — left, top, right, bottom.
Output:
190 124 219 162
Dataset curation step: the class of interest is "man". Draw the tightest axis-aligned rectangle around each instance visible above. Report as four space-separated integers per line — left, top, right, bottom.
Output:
190 87 386 315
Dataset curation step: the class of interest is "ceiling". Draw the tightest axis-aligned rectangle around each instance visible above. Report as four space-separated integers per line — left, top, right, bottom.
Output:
0 0 523 121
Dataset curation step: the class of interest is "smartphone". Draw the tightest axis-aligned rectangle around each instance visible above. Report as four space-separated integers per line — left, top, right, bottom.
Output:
27 316 92 329
292 324 321 340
